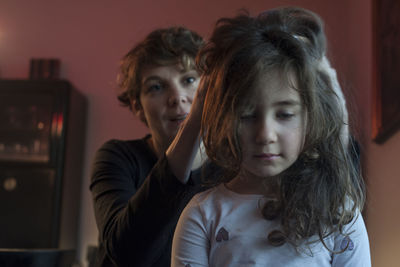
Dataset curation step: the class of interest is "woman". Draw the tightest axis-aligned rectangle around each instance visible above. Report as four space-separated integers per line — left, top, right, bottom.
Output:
90 27 214 267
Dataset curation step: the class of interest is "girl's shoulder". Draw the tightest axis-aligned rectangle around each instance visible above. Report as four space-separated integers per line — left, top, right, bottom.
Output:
191 183 265 206
329 211 371 266
184 184 233 218
186 183 264 222
339 210 369 242
189 184 226 206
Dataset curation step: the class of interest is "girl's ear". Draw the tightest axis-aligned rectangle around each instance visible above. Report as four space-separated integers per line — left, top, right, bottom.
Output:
132 99 146 123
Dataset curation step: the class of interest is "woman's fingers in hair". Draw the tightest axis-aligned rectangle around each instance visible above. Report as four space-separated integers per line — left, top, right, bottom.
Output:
190 76 209 117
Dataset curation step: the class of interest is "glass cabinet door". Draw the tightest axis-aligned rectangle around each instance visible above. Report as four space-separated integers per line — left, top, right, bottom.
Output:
0 93 53 163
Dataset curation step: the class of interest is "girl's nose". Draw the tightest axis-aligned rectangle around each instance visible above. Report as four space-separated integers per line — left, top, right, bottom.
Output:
255 119 278 144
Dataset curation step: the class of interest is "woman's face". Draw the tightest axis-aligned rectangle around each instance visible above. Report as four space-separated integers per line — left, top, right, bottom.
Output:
136 63 199 154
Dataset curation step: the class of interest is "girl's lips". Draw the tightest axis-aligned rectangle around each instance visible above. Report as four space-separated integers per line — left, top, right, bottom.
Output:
254 153 280 159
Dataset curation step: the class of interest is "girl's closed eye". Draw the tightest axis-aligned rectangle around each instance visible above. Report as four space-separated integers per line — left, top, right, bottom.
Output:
241 114 256 120
276 111 295 120
240 110 257 121
240 104 257 121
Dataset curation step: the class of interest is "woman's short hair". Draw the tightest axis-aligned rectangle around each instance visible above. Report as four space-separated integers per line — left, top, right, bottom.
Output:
117 26 204 111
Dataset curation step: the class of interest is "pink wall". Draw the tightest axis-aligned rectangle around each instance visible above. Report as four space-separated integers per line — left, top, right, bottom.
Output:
1 0 399 266
337 1 400 266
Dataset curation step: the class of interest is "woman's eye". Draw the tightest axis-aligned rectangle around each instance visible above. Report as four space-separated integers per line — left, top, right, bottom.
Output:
183 76 196 85
147 83 163 93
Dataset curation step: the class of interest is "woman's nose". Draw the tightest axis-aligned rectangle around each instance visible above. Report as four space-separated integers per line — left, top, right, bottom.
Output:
167 86 188 106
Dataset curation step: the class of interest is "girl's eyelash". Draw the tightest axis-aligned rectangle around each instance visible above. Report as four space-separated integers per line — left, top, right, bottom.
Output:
277 112 295 119
240 113 256 120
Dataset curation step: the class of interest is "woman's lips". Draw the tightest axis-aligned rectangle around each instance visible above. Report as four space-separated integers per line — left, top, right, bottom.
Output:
168 114 188 125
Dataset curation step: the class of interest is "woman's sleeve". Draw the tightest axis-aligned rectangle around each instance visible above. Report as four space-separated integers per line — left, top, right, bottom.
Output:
331 212 371 267
319 56 349 146
171 196 210 267
90 140 198 266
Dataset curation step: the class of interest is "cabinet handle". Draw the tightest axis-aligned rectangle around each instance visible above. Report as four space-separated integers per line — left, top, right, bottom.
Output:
3 177 17 191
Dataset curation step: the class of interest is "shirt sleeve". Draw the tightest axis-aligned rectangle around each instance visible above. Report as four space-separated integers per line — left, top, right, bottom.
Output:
90 140 199 266
319 55 349 145
331 212 371 267
171 196 210 267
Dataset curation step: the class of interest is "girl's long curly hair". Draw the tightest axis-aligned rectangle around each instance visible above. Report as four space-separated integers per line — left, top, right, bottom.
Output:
199 7 365 250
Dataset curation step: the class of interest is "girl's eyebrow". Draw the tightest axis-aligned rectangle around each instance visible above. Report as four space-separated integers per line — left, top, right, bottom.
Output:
273 100 302 107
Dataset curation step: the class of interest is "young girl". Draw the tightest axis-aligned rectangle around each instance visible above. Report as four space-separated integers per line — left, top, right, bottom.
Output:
171 7 370 267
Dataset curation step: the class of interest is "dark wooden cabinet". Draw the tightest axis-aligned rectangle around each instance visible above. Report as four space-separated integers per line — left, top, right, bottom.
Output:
0 80 87 252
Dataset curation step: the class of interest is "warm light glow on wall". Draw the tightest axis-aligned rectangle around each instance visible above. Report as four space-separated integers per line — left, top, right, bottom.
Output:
0 29 5 49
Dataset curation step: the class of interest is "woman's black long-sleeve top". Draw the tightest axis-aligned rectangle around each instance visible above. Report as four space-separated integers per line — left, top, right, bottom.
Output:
90 136 216 267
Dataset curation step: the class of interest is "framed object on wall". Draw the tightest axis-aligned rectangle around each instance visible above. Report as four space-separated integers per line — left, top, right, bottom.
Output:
373 0 400 143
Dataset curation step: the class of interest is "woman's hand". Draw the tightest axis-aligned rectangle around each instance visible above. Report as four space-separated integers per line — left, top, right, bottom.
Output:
165 75 209 183
187 75 209 125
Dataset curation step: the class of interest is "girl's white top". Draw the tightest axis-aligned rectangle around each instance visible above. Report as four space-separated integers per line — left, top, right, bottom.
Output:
172 184 371 267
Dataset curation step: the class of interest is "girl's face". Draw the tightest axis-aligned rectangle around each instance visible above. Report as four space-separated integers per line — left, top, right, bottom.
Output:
136 63 199 154
238 70 305 182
